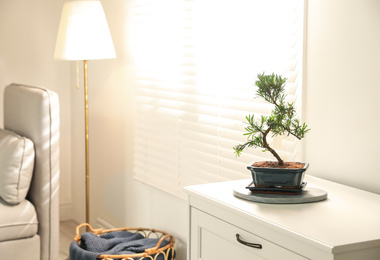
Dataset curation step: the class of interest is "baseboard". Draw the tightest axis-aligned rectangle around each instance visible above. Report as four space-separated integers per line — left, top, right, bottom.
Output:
59 203 117 229
96 217 117 229
59 202 74 221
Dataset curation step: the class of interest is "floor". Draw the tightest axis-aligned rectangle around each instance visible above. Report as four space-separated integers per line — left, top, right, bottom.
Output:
59 220 78 260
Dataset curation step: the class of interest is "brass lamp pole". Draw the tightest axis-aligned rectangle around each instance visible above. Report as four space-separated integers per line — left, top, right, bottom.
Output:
84 60 90 224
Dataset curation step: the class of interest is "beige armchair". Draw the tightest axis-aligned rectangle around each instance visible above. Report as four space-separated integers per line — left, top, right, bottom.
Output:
0 84 60 259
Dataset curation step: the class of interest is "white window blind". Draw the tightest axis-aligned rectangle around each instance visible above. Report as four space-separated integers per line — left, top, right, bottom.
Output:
131 0 305 199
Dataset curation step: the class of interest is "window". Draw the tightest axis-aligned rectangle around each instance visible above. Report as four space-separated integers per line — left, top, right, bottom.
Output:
131 0 306 199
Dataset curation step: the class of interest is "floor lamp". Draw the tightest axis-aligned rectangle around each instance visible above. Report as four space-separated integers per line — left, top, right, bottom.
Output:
54 1 116 225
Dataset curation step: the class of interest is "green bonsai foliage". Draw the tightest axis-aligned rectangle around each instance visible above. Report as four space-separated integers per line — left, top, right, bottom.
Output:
233 72 310 166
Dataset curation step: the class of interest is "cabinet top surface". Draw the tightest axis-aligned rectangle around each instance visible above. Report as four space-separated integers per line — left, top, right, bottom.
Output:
185 175 380 251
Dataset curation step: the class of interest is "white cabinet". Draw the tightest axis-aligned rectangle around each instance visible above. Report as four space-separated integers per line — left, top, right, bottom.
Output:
185 176 380 260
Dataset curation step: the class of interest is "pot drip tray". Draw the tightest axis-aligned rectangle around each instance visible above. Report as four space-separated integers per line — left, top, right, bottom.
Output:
246 182 307 195
233 182 328 204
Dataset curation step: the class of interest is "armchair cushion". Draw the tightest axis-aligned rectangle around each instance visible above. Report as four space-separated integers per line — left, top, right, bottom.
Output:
0 129 35 204
0 197 38 242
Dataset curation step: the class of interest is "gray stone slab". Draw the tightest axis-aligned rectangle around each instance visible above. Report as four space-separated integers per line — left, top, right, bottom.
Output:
233 185 328 204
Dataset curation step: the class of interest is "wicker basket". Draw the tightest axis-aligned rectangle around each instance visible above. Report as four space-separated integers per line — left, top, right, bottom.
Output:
73 223 176 260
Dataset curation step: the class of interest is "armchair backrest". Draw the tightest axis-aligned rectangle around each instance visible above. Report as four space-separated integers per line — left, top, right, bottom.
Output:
3 84 60 260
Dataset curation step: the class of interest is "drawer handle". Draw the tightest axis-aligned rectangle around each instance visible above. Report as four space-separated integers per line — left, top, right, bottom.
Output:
236 234 262 249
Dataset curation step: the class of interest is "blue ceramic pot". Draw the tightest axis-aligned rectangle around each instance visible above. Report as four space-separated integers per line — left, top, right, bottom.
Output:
247 162 309 188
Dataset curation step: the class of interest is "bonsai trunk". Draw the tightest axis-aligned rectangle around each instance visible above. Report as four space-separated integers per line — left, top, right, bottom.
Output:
263 128 284 166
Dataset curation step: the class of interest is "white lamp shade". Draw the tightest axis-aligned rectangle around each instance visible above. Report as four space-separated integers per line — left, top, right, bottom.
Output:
54 1 116 60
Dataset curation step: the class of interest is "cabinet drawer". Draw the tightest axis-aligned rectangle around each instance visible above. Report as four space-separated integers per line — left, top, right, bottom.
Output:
190 208 308 260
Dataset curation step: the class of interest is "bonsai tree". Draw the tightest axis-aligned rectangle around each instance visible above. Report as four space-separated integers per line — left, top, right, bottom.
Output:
233 72 310 167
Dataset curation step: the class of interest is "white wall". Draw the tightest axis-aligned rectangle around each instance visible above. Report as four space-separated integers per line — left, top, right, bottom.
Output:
1 0 379 259
305 0 380 194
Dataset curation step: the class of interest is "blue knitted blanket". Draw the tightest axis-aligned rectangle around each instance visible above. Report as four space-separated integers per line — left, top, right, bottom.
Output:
69 230 174 260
